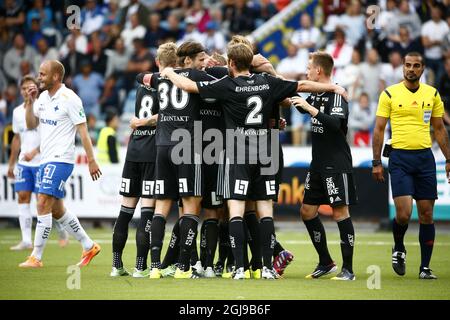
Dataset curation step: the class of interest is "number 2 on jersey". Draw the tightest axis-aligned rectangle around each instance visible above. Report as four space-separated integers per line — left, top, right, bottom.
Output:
246 96 263 125
139 95 153 119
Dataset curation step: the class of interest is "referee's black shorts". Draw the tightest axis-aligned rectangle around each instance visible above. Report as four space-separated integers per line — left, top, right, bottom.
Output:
389 148 437 200
303 171 358 207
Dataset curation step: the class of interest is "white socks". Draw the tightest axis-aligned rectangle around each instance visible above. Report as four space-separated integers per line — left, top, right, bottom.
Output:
18 203 32 245
31 213 52 260
52 218 69 240
57 210 94 251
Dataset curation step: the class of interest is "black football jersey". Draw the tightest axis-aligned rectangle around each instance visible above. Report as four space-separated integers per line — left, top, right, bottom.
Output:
152 68 215 146
197 73 297 158
126 84 159 162
306 92 353 173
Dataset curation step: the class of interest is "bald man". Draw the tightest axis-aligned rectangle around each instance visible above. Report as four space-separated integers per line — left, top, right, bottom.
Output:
19 60 102 268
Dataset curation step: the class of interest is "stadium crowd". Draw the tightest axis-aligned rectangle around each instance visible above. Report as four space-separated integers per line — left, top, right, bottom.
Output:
1 0 450 161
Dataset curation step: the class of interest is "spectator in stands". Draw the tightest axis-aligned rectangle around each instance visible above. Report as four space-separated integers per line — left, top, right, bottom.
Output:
256 0 278 26
81 0 106 36
3 82 19 121
19 61 34 82
164 12 184 42
25 17 46 49
438 57 450 125
106 37 130 80
120 13 146 49
290 12 321 55
124 38 155 92
390 26 423 57
33 37 58 74
154 0 183 21
378 0 398 37
59 28 89 58
325 27 353 84
443 12 450 60
340 49 363 102
144 13 166 52
380 51 403 90
0 69 7 94
89 35 108 76
276 42 306 80
348 92 376 147
178 16 205 45
26 0 53 30
185 0 211 33
228 0 257 35
121 0 150 28
386 0 422 41
3 0 26 34
338 0 365 47
421 5 449 86
104 0 122 26
204 21 226 54
62 36 88 85
359 48 382 104
87 113 99 145
99 75 121 114
3 33 36 83
72 59 104 117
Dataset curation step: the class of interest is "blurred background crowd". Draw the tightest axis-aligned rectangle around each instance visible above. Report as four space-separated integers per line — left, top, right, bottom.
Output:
0 0 450 162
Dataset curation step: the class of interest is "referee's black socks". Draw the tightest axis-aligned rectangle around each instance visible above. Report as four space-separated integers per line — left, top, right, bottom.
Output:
393 218 408 252
337 217 355 273
150 214 166 269
419 223 435 270
260 217 276 269
112 205 135 269
304 215 333 266
135 207 154 271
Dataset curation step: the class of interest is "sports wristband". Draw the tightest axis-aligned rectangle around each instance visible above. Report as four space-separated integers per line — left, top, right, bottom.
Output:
372 160 382 167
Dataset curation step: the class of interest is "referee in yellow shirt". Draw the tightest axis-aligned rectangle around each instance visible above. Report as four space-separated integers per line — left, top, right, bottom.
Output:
372 52 450 280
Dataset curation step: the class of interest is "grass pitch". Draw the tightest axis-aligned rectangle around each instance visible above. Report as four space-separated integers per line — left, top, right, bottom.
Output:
1 228 449 300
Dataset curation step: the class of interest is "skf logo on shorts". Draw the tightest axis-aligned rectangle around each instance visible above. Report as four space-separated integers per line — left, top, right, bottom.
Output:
155 180 164 195
305 172 311 190
120 178 130 193
234 180 249 195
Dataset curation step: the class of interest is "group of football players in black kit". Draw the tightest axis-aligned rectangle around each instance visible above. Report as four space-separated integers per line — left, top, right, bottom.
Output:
110 35 354 280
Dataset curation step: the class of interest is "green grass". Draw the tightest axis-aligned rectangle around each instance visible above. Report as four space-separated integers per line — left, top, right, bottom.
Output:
1 229 449 300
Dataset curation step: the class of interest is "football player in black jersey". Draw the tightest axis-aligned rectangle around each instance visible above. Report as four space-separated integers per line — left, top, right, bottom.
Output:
110 65 159 278
292 51 357 281
161 43 346 279
141 42 217 279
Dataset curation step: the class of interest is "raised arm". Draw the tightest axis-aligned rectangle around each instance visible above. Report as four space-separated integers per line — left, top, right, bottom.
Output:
77 123 102 181
160 67 199 93
297 80 348 101
25 86 39 129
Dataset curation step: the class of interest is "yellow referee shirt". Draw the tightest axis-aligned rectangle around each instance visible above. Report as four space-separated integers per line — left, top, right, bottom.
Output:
376 82 444 150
